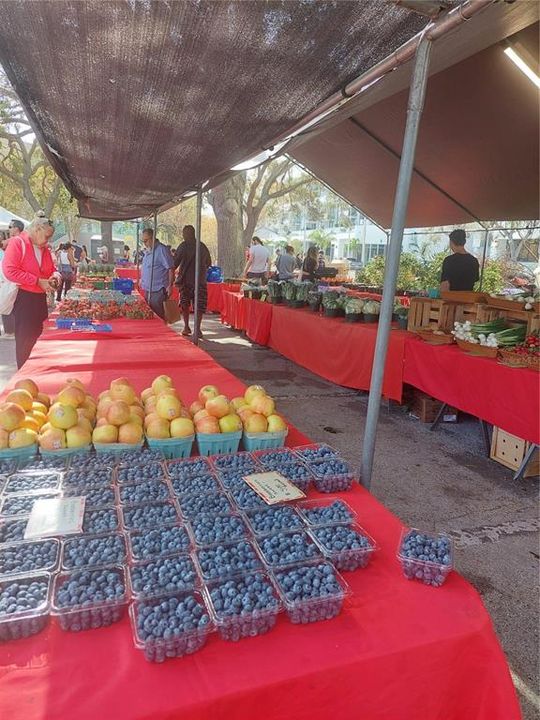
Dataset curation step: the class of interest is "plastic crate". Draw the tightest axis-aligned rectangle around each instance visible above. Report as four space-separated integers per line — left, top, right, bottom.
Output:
146 435 194 460
130 591 213 662
397 528 453 587
52 566 128 631
62 532 127 571
121 500 180 532
0 573 52 642
188 512 250 549
196 431 242 457
309 524 376 571
112 278 134 295
242 506 304 537
56 317 92 329
204 571 281 641
242 429 288 451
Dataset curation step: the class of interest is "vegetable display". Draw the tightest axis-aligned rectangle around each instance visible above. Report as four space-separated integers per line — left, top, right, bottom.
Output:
344 297 364 315
362 300 381 316
452 320 526 348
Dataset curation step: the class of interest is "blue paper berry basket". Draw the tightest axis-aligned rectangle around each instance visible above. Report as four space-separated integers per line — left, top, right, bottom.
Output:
0 444 39 461
56 317 92 329
242 429 288 452
146 435 194 460
41 444 93 460
196 431 242 457
94 441 145 455
112 278 134 295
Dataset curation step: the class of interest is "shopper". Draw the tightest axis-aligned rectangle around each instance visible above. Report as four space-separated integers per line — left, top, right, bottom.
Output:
8 219 24 238
123 244 131 261
174 224 212 337
318 250 326 270
56 243 76 301
3 212 60 368
0 231 14 337
301 245 318 282
140 228 175 321
276 245 296 280
243 236 270 284
440 229 479 292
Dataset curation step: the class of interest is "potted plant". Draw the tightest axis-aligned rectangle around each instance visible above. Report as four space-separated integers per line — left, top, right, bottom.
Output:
363 299 381 323
293 282 312 308
283 281 296 306
307 289 322 312
394 305 409 330
322 290 341 317
344 297 365 323
267 280 283 304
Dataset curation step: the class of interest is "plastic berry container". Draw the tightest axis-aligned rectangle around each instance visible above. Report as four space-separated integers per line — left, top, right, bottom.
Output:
295 499 356 528
169 472 220 498
272 561 349 624
309 524 376 571
63 483 116 510
128 554 199 600
204 570 281 641
178 492 232 520
82 507 120 535
210 451 260 473
165 456 212 480
397 528 453 587
3 470 62 495
62 466 114 489
116 448 165 465
52 566 128 631
262 461 313 493
118 479 171 506
121 500 180 531
116 462 167 485
310 459 355 493
130 590 213 662
256 530 322 569
242 506 304 537
195 539 262 582
188 512 250 549
19 456 68 471
0 518 29 545
0 459 19 475
227 483 268 511
0 492 62 520
0 573 52 642
215 468 254 490
252 448 298 466
0 538 60 577
127 524 193 562
292 443 338 463
62 532 127 571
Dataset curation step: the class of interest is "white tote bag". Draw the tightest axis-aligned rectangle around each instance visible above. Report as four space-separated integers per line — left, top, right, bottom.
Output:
0 239 26 315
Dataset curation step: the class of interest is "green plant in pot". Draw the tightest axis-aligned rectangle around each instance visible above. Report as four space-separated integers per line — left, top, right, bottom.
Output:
283 281 297 305
344 296 365 323
307 289 322 312
267 280 283 304
322 290 341 317
394 304 409 330
363 299 381 323
293 281 313 308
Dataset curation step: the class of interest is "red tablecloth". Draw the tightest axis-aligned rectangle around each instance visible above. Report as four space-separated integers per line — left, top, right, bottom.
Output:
0 318 520 720
221 291 247 330
403 336 540 444
269 305 406 402
207 283 241 313
243 297 273 345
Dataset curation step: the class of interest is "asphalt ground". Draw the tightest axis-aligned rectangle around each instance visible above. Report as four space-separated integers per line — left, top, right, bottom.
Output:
0 317 537 718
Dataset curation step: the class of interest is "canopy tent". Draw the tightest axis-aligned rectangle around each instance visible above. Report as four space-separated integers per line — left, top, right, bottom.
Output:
0 0 429 221
0 206 30 230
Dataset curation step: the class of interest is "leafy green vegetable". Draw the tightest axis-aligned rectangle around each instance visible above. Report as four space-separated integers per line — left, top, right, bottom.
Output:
344 297 364 314
363 300 381 315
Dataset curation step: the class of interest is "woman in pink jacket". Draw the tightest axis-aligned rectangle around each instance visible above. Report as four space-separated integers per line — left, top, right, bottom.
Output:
3 212 60 368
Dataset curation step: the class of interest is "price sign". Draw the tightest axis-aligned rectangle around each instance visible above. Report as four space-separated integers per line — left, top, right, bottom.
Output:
24 497 86 540
243 471 305 505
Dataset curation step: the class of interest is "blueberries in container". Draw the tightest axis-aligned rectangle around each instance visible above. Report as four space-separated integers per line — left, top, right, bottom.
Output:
311 458 354 493
212 452 258 472
228 484 267 510
312 525 374 571
117 449 164 465
129 526 191 561
0 492 60 519
244 506 302 536
53 567 127 631
64 484 115 510
63 533 126 570
122 501 179 531
0 519 28 545
82 508 119 534
398 530 453 587
166 457 211 480
297 500 354 527
117 463 165 484
179 492 231 520
206 571 279 641
63 467 113 488
4 472 61 494
196 540 261 581
189 513 248 547
256 448 297 467
0 539 59 576
293 444 338 462
273 562 346 623
129 556 197 598
257 531 321 568
0 575 51 641
119 479 170 505
170 473 219 498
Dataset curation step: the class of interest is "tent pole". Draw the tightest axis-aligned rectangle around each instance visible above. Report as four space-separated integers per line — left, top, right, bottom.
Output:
361 35 432 490
193 188 202 346
135 221 140 288
149 211 157 312
478 229 489 290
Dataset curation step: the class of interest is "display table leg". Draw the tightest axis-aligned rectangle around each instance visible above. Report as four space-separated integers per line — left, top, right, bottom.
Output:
513 443 538 481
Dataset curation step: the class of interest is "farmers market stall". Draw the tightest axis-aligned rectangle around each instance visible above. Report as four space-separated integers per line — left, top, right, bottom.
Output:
0 316 520 720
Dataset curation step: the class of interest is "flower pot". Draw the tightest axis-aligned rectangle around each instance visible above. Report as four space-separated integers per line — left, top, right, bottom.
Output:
363 313 379 323
397 316 408 330
308 302 320 312
345 313 362 323
291 300 305 308
392 313 398 322
324 308 340 318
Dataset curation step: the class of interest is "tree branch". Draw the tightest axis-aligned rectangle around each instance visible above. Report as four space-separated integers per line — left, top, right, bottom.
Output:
267 177 310 201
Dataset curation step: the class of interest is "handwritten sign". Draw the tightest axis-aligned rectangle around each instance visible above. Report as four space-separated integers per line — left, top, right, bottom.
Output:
25 497 86 540
243 471 305 505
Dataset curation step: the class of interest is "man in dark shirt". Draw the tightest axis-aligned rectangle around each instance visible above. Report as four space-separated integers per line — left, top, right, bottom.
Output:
174 225 212 337
440 228 479 292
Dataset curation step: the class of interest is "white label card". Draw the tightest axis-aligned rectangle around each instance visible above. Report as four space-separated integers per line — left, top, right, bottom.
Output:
243 471 305 505
24 497 86 540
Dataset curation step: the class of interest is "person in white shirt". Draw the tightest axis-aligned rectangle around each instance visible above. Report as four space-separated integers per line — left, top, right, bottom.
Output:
243 236 270 284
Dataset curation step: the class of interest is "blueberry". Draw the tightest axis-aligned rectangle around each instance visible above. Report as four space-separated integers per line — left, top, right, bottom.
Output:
117 463 165 484
119 480 170 505
64 485 115 509
134 593 210 661
0 460 17 474
0 519 28 545
170 473 218 497
179 493 231 519
117 449 164 465
63 534 126 570
19 456 67 471
228 484 267 510
274 562 343 623
0 540 59 576
129 556 197 598
299 500 354 527
245 506 302 536
398 530 452 586
0 492 60 518
196 540 261 581
255 461 312 492
257 531 321 567
310 458 354 493
63 467 113 488
0 575 50 640
189 513 248 547
77 453 121 469
208 572 278 640
212 453 259 472
216 469 252 489
166 457 211 480
312 526 373 571
294 444 338 462
122 502 178 531
129 526 191 561
256 449 297 466
54 567 126 631
82 508 119 534
4 472 61 494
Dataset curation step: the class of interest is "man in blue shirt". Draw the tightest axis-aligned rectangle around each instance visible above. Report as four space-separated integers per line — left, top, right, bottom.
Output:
140 228 175 320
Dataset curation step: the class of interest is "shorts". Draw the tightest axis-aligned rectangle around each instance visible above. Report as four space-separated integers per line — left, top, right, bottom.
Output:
178 283 207 313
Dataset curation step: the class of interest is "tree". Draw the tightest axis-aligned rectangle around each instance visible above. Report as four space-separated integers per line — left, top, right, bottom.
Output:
208 158 313 277
308 228 335 253
484 221 540 263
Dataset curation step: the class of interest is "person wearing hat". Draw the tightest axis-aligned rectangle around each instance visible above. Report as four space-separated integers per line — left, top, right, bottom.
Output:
440 229 479 292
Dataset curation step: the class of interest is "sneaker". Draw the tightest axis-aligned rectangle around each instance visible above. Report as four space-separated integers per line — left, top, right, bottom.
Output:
182 327 192 336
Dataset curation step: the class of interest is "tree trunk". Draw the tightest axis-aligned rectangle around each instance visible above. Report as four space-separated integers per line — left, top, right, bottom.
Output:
209 174 246 278
100 221 114 263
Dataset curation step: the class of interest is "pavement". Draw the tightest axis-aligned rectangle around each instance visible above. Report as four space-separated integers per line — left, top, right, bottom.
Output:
0 319 537 718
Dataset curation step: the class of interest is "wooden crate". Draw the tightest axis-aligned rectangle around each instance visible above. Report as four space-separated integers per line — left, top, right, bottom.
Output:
407 299 456 332
409 390 458 424
476 305 539 335
490 427 539 478
441 291 488 304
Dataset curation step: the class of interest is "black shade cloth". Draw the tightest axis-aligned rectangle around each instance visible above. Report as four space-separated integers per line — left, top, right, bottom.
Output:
0 0 427 220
